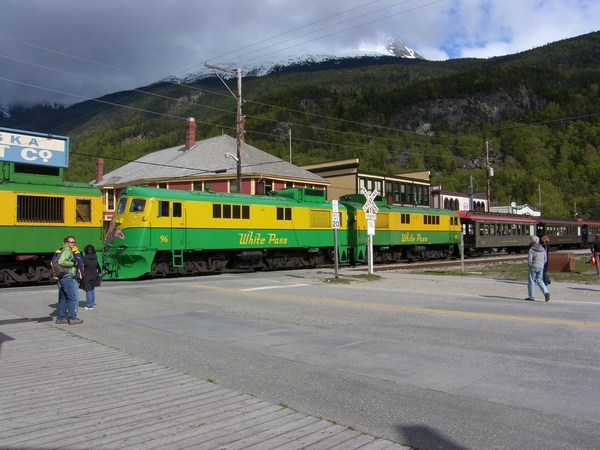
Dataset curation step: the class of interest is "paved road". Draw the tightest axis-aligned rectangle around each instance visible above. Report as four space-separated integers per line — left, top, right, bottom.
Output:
2 269 600 449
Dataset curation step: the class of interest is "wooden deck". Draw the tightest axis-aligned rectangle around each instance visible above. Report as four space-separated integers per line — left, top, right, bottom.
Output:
0 311 407 449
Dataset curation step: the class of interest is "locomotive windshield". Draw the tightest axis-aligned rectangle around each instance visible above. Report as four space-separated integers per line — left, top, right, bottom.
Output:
117 198 127 214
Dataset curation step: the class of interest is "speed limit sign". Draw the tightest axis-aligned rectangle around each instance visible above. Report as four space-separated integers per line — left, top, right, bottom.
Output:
332 212 341 229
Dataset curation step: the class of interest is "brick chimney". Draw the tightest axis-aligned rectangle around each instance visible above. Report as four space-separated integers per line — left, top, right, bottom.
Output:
95 158 104 183
185 117 196 150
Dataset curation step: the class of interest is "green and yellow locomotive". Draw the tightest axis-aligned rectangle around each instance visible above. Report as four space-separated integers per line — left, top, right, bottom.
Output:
0 162 104 286
103 186 349 280
340 194 462 263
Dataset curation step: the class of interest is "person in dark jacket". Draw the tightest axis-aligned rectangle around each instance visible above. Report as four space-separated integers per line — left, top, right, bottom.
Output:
526 235 550 302
81 244 102 311
592 234 600 276
540 235 551 285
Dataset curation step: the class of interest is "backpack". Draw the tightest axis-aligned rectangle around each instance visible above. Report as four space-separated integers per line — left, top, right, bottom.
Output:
52 247 75 279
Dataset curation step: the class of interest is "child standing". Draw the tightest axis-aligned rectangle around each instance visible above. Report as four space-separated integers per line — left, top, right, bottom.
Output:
81 245 102 310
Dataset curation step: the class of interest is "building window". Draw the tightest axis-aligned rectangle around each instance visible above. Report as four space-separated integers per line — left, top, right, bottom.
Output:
193 182 204 191
107 189 115 210
230 179 238 193
158 183 167 189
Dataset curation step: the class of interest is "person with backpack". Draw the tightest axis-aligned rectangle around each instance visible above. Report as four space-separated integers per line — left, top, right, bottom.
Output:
51 236 83 325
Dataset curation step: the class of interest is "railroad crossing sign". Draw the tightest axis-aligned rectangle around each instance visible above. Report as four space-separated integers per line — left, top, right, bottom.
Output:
361 188 379 214
361 188 378 237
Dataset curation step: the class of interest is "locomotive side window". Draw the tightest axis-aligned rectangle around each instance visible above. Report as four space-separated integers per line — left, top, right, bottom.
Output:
173 202 182 218
158 201 170 217
423 215 440 225
277 207 292 221
130 199 146 212
75 199 92 223
212 203 249 219
16 195 64 223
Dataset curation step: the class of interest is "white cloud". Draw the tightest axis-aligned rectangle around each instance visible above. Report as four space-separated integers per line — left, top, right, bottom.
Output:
0 0 597 107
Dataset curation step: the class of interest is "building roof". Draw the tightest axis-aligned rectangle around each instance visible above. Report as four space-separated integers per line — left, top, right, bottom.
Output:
96 134 327 187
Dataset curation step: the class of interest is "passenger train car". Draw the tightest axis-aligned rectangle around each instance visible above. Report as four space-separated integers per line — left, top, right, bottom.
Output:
0 162 105 287
458 211 538 255
458 210 594 255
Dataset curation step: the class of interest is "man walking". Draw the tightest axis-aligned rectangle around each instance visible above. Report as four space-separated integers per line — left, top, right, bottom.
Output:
526 235 550 302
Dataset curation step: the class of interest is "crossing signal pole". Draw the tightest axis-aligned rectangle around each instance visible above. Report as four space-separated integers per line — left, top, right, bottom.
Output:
204 63 243 193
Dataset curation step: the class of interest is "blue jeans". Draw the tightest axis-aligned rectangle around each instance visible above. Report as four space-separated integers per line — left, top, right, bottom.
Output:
57 277 78 320
86 289 96 308
528 267 549 299
73 278 80 311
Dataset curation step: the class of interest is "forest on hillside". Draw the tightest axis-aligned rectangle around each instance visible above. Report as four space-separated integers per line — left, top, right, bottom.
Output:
2 31 600 219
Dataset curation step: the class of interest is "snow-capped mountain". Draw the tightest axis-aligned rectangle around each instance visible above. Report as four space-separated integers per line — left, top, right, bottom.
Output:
376 37 424 59
168 37 424 85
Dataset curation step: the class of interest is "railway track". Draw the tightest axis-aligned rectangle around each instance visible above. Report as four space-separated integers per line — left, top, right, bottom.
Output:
350 249 589 273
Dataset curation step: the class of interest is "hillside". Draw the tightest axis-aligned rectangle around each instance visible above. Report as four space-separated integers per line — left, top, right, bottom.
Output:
2 31 600 219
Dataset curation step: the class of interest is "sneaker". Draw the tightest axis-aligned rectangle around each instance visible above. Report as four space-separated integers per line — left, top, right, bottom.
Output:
55 318 69 324
69 318 83 325
524 297 534 301
83 307 94 311
545 293 550 302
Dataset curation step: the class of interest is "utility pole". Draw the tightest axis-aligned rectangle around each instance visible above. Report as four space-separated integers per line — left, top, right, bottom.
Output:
204 63 243 193
485 140 491 212
289 128 292 164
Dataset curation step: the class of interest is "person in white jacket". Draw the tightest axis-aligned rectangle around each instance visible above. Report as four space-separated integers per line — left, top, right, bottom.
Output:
526 235 550 302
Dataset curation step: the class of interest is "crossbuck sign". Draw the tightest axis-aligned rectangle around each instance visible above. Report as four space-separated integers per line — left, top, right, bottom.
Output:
361 188 378 235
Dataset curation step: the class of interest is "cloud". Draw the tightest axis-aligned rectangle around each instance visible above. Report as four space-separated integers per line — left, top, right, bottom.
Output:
0 0 598 107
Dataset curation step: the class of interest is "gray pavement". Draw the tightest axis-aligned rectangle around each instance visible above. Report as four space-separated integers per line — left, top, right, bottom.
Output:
0 307 408 449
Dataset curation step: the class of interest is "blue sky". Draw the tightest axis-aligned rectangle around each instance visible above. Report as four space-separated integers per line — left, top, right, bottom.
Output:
1 0 598 106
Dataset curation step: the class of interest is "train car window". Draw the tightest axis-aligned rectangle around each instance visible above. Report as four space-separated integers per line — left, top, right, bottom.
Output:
173 202 182 218
75 199 92 223
242 205 250 219
117 198 127 214
213 204 221 218
130 199 146 212
400 213 410 224
16 195 64 223
223 204 232 219
233 205 241 219
158 201 170 217
277 207 292 221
